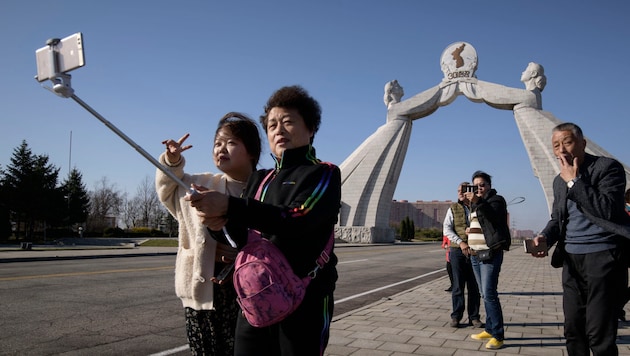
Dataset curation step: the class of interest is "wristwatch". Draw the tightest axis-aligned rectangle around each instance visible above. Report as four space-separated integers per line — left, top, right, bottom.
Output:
567 176 579 189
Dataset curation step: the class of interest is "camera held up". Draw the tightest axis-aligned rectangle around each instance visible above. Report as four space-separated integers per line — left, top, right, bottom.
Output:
463 185 478 193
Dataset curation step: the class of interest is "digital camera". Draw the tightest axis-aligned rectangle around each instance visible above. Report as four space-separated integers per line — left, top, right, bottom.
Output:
463 185 478 193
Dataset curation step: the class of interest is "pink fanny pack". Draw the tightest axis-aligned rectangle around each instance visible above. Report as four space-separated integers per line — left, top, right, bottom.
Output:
232 169 333 328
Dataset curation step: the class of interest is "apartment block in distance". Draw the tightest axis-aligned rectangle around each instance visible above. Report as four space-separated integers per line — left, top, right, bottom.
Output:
390 199 536 238
389 200 453 230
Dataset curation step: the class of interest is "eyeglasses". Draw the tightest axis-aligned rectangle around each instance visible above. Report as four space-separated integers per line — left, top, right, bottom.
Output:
476 183 487 188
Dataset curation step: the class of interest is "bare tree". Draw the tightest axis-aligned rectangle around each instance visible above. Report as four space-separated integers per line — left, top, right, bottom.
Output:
86 177 122 232
133 176 163 228
120 193 141 229
160 210 178 237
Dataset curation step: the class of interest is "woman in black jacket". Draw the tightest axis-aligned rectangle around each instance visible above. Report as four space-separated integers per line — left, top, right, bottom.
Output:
188 85 341 356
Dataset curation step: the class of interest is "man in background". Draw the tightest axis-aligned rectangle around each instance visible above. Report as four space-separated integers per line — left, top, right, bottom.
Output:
443 182 482 329
532 122 630 356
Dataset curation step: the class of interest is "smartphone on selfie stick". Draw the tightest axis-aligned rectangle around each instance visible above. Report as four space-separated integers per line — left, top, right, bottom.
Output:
34 33 193 194
34 33 242 248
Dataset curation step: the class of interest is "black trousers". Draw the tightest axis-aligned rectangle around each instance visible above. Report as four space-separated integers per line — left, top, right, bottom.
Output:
562 248 626 356
234 289 334 356
449 247 480 321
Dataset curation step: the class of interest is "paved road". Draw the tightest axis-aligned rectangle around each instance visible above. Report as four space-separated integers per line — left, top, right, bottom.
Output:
5 242 630 355
0 241 445 355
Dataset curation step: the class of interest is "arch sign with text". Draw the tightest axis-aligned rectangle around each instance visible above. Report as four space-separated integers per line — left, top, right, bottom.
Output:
336 42 630 243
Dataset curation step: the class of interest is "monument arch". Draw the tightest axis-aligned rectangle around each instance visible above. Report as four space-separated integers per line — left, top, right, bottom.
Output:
335 42 630 243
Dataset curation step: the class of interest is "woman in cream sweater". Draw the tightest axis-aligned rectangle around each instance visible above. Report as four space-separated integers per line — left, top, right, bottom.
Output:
156 112 261 356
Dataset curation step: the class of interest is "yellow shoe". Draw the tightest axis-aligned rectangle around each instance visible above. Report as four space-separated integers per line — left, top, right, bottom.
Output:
471 331 492 340
485 338 504 350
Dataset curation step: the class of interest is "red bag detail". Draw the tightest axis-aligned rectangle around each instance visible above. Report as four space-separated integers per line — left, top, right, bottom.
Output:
233 230 309 328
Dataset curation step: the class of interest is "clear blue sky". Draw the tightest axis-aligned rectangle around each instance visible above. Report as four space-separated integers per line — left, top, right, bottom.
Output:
1 1 629 232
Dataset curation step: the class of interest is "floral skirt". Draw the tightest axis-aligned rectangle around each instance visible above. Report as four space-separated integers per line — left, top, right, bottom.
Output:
184 277 239 355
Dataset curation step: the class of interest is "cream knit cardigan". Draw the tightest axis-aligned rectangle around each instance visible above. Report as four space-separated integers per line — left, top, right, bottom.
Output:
155 153 244 310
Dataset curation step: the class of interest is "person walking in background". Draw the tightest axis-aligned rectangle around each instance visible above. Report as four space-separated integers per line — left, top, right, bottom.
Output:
156 113 262 356
466 171 511 350
443 182 482 328
441 235 453 292
187 85 341 356
531 122 630 356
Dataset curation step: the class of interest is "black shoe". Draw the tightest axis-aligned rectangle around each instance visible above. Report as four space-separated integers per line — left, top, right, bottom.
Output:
469 319 483 328
450 318 460 328
445 286 453 292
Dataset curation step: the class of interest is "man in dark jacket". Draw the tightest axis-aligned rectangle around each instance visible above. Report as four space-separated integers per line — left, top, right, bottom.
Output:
533 122 630 356
443 182 482 328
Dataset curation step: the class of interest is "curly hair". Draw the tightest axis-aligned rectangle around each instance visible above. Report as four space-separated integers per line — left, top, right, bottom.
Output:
260 85 321 141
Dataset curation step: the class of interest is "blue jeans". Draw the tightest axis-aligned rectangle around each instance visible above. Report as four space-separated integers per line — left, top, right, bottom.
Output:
450 247 480 321
471 249 504 340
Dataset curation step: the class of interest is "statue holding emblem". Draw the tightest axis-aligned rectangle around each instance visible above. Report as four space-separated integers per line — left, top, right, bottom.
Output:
338 41 629 244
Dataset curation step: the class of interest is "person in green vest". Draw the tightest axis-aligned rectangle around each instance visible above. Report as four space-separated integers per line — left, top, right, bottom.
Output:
443 181 482 329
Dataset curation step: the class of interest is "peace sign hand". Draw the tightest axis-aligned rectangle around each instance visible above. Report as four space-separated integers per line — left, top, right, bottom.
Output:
161 133 193 164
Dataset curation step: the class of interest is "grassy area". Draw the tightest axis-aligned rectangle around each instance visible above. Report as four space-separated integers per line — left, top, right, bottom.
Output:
139 239 178 247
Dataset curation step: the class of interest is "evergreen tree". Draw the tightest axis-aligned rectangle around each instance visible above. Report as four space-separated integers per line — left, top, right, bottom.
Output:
399 216 415 241
60 168 90 228
400 216 409 241
0 171 12 240
0 140 63 239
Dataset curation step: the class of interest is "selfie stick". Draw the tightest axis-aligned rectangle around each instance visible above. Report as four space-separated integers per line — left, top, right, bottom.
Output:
68 93 239 246
38 38 193 195
71 96 194 194
37 37 240 247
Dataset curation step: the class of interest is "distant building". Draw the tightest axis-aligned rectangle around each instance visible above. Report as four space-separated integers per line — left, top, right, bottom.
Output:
511 229 535 239
390 199 535 238
390 200 453 229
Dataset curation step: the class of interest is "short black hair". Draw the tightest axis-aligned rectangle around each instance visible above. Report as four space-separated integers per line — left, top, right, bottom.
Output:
472 170 492 186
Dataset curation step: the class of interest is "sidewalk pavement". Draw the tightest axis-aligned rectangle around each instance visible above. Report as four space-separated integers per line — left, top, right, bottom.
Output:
326 249 630 356
0 244 177 263
2 244 630 355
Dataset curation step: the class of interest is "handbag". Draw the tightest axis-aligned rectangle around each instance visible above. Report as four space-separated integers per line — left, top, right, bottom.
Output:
232 170 334 328
476 249 493 261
